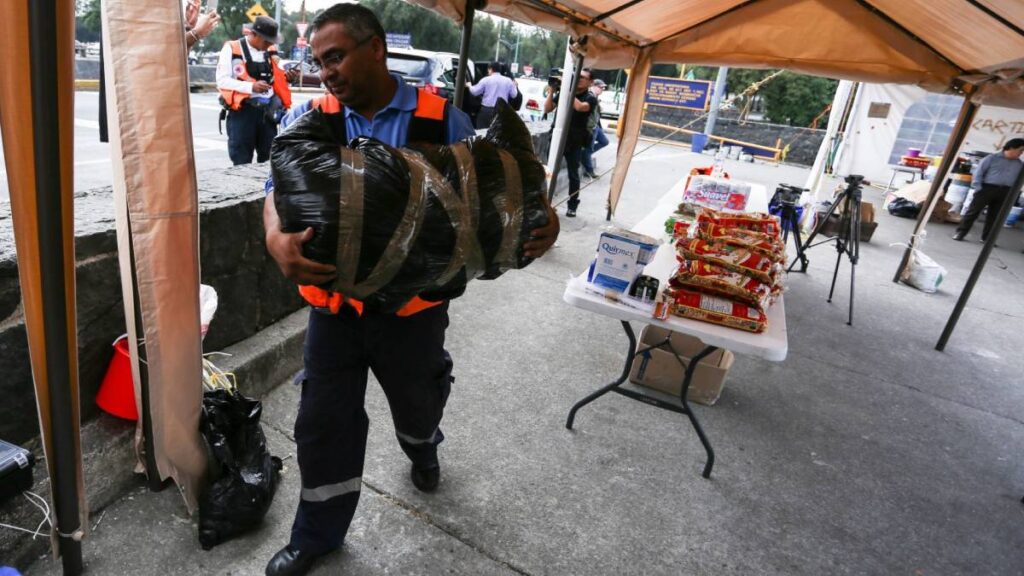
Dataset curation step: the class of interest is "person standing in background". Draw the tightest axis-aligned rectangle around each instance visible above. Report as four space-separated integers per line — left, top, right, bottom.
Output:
953 138 1024 242
581 78 609 180
544 68 597 218
216 16 298 165
467 61 519 129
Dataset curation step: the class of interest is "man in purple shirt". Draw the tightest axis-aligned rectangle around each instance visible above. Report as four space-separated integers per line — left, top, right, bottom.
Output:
467 61 519 128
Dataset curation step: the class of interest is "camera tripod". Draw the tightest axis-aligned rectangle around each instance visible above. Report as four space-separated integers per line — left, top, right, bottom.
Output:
788 175 864 326
772 184 809 272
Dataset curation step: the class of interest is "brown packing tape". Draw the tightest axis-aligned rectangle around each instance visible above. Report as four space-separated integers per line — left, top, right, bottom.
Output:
334 147 365 291
493 149 525 271
450 144 486 278
348 150 429 298
402 149 475 287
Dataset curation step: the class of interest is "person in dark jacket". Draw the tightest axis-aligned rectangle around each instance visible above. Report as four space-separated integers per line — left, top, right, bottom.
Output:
953 138 1024 242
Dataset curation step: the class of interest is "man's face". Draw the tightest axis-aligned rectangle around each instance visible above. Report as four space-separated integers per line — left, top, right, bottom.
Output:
576 71 592 93
311 22 384 106
249 34 272 51
592 84 604 97
1006 146 1024 160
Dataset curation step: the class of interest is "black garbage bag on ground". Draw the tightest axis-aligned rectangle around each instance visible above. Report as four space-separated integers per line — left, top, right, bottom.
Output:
887 197 921 219
271 98 549 313
197 389 281 550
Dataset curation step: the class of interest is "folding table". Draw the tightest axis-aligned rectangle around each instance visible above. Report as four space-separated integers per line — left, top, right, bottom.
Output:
563 181 788 478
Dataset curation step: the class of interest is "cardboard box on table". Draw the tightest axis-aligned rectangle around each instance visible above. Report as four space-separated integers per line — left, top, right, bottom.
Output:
629 325 735 406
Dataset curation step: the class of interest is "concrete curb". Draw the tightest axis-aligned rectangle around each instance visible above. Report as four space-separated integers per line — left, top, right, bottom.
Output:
0 308 308 567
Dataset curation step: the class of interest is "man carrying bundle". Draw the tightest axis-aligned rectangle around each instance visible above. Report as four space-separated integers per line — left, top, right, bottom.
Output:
261 4 559 575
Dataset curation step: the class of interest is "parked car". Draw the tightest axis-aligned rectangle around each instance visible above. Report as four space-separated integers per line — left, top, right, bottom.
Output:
516 78 549 123
386 48 482 123
280 59 323 88
599 89 625 120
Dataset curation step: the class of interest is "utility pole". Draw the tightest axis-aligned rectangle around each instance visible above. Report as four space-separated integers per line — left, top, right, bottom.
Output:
274 0 281 26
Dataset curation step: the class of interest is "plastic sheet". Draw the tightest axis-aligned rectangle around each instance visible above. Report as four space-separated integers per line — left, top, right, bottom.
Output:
197 389 281 550
272 99 548 312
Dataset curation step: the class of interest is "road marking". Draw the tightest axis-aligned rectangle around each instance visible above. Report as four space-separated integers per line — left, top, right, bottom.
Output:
191 104 224 111
74 117 227 150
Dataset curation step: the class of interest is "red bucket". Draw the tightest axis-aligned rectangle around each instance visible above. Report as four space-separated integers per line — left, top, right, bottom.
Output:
96 336 138 421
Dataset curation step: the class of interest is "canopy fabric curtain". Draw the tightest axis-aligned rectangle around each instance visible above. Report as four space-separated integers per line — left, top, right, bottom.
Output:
101 0 207 511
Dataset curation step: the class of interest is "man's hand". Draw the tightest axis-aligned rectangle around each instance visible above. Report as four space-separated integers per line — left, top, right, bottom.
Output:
185 0 200 29
264 194 337 285
194 11 220 39
523 198 559 258
285 67 300 83
252 80 272 94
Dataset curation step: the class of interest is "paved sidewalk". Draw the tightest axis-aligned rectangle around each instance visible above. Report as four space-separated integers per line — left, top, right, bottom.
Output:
24 145 1024 575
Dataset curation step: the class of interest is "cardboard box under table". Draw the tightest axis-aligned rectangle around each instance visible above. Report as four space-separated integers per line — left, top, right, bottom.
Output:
630 326 735 406
563 178 788 478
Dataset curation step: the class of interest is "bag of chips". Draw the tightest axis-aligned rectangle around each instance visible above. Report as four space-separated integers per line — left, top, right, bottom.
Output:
670 259 776 308
676 238 781 284
668 288 768 333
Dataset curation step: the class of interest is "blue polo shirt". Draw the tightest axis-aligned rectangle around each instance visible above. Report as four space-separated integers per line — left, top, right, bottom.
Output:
267 74 476 193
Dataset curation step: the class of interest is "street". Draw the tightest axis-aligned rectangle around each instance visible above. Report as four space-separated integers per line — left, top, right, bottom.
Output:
0 90 319 201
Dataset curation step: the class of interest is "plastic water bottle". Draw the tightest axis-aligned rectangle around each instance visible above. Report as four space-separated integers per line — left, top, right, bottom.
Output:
711 147 726 178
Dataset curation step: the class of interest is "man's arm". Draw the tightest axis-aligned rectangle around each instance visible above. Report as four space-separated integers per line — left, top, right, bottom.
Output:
468 77 486 97
215 42 254 94
971 154 992 191
544 90 557 114
572 93 592 113
263 192 338 285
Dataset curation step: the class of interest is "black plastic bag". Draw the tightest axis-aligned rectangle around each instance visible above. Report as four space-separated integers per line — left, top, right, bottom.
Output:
887 197 920 218
271 99 549 313
198 389 281 550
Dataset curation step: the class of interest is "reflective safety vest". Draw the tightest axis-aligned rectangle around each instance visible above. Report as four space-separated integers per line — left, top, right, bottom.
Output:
298 87 449 317
219 39 293 112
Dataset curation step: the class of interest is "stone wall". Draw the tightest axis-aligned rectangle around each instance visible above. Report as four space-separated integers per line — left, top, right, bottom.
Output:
0 164 303 445
641 106 826 166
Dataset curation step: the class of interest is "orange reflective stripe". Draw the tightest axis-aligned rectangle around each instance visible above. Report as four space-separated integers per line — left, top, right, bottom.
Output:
395 297 443 317
414 89 446 120
310 94 341 114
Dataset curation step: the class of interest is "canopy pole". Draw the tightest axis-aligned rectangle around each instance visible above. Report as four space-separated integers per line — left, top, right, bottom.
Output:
892 96 978 282
936 167 1024 351
604 46 654 219
26 1 85 572
546 37 587 202
704 67 729 137
453 0 477 111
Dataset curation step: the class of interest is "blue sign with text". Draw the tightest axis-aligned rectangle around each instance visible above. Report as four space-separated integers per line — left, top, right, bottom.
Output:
386 33 412 49
644 77 712 111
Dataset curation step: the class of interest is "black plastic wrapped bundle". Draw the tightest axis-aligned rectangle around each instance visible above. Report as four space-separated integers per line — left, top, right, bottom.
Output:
271 99 549 313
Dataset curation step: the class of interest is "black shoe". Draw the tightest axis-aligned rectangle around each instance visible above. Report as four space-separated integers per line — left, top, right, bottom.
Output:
566 208 577 218
587 171 599 179
410 464 440 492
952 232 966 241
265 545 327 576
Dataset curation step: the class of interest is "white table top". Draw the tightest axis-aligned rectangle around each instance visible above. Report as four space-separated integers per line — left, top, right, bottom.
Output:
563 180 789 362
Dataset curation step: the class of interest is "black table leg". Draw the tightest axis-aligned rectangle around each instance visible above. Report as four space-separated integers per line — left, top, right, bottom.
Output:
679 345 719 478
566 320 637 430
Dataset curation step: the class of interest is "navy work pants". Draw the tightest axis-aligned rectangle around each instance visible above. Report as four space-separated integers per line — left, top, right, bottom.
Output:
564 144 583 210
289 304 453 555
226 104 276 165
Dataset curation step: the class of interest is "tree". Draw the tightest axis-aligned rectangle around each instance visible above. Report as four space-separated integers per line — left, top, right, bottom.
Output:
757 73 837 126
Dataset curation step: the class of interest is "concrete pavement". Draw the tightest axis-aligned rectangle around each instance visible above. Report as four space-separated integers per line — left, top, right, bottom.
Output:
20 144 1024 575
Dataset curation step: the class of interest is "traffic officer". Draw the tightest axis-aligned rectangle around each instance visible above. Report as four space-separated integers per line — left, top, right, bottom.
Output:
260 4 559 575
216 15 297 165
